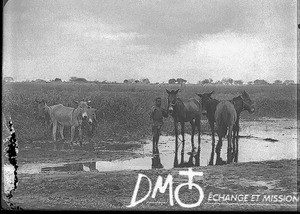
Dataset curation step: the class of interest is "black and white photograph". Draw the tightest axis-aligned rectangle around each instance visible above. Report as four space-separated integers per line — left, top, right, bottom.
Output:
2 0 298 211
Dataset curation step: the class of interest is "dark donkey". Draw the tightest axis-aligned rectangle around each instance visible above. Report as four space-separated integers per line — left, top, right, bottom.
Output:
36 99 52 128
166 89 202 167
215 100 237 165
231 91 255 162
81 106 98 147
198 90 255 165
196 91 219 165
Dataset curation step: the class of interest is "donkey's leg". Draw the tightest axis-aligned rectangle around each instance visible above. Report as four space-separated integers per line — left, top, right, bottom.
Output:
188 120 195 165
70 126 75 150
195 118 201 166
52 120 58 151
232 130 236 162
227 126 233 164
235 128 240 162
180 122 185 165
59 124 65 150
174 121 179 167
59 124 64 140
215 135 223 165
209 121 215 165
78 125 83 147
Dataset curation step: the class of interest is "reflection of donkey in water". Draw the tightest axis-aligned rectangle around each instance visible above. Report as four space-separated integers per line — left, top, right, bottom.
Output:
166 89 202 167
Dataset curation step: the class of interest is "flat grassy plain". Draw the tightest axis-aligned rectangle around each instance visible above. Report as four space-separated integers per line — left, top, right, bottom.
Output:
2 82 298 144
3 82 299 211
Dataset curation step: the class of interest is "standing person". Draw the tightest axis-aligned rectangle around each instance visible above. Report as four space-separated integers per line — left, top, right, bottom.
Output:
150 97 168 155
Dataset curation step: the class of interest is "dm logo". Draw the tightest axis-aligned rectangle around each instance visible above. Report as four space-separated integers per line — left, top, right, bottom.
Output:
127 168 204 208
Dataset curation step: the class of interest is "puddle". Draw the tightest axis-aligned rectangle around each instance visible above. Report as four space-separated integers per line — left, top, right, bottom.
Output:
18 118 298 174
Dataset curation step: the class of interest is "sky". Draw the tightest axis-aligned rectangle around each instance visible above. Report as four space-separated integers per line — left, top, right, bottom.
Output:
2 0 297 83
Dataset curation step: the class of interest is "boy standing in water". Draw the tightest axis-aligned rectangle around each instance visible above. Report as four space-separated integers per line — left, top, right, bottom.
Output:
150 97 168 155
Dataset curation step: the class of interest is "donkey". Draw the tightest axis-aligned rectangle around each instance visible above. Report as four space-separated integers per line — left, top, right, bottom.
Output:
37 100 91 150
215 100 237 165
196 91 219 165
231 91 255 162
166 89 202 167
36 99 52 128
81 107 98 147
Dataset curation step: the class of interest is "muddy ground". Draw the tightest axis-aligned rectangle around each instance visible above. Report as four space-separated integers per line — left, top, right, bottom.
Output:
7 159 300 211
3 118 300 211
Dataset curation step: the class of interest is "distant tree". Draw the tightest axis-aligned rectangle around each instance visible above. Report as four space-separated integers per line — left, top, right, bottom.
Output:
176 78 187 84
273 80 282 85
70 76 78 82
247 81 253 85
168 78 176 84
283 80 295 85
3 77 14 82
123 79 129 84
127 78 136 83
141 78 150 84
35 79 47 83
253 79 269 85
234 80 243 85
134 80 140 83
221 78 233 85
70 77 88 83
54 78 62 82
214 80 223 85
201 78 213 85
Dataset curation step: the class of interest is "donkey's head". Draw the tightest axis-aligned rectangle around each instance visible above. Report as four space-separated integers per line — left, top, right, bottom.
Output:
241 90 255 114
232 91 255 114
166 89 180 115
74 100 91 118
196 91 214 112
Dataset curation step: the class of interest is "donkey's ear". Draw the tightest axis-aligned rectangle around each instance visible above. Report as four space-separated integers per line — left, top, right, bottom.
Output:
209 91 214 96
196 93 203 98
175 89 180 94
166 89 171 94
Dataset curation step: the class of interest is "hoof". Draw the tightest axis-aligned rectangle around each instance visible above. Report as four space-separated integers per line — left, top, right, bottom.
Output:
216 158 226 165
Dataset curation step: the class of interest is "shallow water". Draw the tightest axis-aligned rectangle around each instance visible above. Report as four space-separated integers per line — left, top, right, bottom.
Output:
17 118 297 174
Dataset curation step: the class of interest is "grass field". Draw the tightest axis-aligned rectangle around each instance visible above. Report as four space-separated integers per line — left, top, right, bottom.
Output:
2 82 298 143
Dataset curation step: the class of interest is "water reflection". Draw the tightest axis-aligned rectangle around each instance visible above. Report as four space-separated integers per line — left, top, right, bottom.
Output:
41 162 96 173
151 154 163 169
17 119 297 174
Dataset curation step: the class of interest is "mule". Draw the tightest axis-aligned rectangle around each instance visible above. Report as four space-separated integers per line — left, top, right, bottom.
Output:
196 91 219 165
166 89 202 167
46 100 91 150
231 91 255 162
214 100 237 165
81 106 97 147
36 99 52 128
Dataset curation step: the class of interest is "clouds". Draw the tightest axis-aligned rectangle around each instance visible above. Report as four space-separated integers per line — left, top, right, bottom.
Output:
2 0 297 83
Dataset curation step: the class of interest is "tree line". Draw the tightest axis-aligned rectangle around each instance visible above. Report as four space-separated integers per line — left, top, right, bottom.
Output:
3 76 296 85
